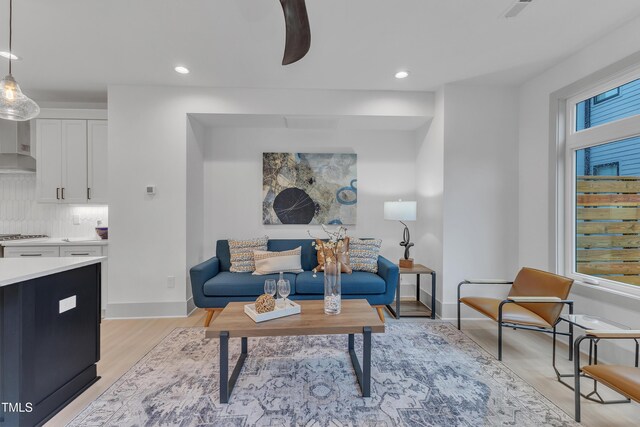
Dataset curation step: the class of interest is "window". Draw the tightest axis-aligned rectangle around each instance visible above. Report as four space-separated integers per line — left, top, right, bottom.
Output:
594 88 620 104
574 138 640 287
592 162 619 176
565 69 640 292
575 77 640 131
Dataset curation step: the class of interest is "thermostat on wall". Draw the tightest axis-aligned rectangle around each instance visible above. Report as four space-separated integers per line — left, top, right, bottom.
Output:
146 185 156 195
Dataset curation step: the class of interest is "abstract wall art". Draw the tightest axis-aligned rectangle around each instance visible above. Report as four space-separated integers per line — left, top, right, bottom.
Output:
262 153 357 225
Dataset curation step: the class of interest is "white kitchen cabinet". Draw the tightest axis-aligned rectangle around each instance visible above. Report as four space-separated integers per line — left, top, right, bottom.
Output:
59 245 103 257
3 246 60 258
35 120 63 203
87 120 108 204
62 120 88 203
35 119 107 204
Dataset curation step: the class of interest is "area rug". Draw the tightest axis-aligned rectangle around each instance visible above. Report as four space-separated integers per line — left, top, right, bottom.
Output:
68 322 577 426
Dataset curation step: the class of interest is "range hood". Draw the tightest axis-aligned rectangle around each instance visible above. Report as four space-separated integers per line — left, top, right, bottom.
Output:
0 120 35 173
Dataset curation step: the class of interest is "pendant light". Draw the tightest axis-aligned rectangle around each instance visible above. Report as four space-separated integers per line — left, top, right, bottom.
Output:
0 0 39 121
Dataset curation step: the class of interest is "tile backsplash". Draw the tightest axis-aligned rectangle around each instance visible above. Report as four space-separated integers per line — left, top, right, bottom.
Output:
0 175 108 237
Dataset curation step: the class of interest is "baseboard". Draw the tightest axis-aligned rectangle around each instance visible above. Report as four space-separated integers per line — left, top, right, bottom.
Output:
407 289 485 321
105 300 193 319
440 300 487 321
186 297 196 316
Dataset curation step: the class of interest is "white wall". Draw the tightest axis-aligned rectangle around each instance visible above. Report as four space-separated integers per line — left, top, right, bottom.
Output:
414 84 520 319
519 16 640 361
185 116 205 305
440 84 520 319
416 89 444 313
201 127 418 277
107 86 433 318
0 174 108 237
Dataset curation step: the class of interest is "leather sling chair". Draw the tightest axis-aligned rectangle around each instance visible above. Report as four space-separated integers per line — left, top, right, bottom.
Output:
457 267 574 361
574 330 640 422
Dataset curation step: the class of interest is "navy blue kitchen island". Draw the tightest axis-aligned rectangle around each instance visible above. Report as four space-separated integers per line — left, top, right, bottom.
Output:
0 257 103 427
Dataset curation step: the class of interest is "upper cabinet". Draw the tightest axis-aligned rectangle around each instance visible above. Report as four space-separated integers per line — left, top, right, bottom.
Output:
62 120 88 203
87 120 108 204
36 120 63 203
35 119 108 204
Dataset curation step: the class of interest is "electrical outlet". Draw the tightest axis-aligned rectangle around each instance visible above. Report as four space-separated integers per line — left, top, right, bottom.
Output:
167 276 175 289
73 215 80 225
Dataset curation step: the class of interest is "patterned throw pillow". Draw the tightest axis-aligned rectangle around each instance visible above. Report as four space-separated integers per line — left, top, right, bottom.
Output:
349 238 382 273
228 236 268 273
253 247 304 275
314 238 352 274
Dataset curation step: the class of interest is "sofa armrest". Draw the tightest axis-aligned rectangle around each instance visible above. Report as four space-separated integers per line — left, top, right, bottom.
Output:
189 257 220 307
377 256 399 305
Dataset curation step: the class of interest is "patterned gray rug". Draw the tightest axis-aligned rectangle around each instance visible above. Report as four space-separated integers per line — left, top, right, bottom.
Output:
68 322 577 427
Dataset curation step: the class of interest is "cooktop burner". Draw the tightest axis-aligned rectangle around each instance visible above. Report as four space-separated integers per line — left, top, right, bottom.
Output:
0 234 48 242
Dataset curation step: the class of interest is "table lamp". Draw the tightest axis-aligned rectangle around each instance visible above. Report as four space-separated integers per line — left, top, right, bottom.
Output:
384 200 417 268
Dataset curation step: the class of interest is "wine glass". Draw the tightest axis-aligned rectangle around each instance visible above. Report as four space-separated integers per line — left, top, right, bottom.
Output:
264 279 276 298
278 279 291 308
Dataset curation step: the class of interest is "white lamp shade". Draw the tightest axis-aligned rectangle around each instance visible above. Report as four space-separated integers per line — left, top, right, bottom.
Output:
384 201 417 221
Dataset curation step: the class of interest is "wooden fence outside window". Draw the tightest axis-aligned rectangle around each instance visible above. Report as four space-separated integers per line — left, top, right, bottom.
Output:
576 176 640 285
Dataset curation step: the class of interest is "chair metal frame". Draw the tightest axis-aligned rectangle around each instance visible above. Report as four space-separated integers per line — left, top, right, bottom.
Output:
574 334 640 422
457 280 574 361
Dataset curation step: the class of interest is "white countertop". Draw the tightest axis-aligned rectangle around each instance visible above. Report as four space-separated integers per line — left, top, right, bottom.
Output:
1 237 108 247
0 256 105 287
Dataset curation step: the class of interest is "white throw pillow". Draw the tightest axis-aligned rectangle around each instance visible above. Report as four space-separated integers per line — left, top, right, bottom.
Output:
252 247 304 275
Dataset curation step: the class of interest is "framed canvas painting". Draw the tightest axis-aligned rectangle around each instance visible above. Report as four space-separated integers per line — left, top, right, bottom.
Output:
262 153 357 225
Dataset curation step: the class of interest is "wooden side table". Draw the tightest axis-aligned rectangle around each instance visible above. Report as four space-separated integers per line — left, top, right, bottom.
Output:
386 263 436 319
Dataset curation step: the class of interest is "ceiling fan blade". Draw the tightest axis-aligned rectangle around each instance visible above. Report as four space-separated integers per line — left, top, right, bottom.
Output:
280 0 311 65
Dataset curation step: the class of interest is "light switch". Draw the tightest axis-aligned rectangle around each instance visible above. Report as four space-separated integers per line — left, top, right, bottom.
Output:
59 295 77 313
73 215 80 225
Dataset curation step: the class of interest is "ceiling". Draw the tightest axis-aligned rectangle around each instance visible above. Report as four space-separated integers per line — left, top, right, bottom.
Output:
3 0 640 102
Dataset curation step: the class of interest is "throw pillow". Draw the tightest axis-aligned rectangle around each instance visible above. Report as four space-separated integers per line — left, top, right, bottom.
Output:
349 238 382 273
228 236 268 273
252 247 304 275
314 238 352 274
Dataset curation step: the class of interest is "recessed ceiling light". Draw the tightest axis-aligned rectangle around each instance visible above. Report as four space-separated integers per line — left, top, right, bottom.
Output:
0 51 19 60
395 70 409 79
174 66 189 74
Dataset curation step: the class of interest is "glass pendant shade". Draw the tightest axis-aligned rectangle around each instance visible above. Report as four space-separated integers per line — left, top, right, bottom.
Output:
0 74 39 121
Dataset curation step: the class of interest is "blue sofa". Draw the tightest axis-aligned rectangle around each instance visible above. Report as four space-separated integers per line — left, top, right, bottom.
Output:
190 239 399 326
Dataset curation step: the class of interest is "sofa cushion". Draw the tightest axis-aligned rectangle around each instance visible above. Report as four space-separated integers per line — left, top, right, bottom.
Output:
295 271 385 295
349 238 382 273
268 239 318 271
314 238 352 274
203 272 297 297
228 236 268 272
253 247 304 275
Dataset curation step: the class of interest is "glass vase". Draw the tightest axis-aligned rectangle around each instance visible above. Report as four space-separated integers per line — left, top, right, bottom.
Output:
324 261 341 315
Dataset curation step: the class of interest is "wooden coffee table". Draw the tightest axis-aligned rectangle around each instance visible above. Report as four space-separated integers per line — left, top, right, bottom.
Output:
206 299 385 403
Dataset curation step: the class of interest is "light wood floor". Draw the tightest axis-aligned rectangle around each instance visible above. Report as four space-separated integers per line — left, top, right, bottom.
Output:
457 318 640 427
47 309 640 426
